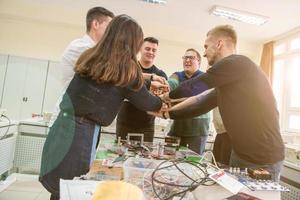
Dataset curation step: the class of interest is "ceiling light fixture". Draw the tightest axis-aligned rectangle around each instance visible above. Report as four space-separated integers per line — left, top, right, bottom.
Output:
141 0 167 5
210 5 269 26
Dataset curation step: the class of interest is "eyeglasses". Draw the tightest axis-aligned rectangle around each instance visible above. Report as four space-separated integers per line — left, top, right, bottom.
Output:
182 56 198 60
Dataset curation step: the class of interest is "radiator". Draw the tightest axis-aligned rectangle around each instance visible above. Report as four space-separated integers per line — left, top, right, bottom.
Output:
280 162 300 200
281 181 300 200
13 133 46 174
0 133 17 175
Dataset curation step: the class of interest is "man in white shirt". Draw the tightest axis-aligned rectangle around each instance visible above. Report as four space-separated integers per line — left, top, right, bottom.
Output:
61 7 114 87
50 7 114 128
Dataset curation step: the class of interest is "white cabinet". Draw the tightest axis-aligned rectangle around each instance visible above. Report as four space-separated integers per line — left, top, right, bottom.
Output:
0 55 8 106
42 61 64 113
0 55 64 121
1 56 48 120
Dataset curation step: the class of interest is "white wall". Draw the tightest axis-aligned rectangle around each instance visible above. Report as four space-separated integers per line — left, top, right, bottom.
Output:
0 16 82 61
0 16 262 77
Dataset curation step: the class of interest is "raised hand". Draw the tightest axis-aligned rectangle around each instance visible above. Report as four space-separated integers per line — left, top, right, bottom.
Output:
159 92 171 103
152 74 167 84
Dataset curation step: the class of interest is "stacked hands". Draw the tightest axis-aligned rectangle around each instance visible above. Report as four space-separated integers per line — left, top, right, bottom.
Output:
149 75 186 119
148 74 169 96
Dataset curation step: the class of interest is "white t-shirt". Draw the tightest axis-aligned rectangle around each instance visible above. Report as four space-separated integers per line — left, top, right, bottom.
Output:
49 35 95 127
61 34 95 87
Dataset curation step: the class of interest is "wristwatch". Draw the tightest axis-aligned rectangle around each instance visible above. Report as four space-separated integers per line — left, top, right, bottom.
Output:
150 74 154 81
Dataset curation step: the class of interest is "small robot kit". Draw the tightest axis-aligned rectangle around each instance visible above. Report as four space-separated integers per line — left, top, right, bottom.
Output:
247 168 272 180
163 136 180 156
115 134 182 160
164 136 181 148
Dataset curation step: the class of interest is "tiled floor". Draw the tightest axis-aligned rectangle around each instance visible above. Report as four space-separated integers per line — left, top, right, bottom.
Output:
0 173 50 200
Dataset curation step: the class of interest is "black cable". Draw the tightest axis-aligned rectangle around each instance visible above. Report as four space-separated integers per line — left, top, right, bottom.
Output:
202 178 217 186
154 159 207 187
151 159 210 200
0 114 11 140
173 159 207 185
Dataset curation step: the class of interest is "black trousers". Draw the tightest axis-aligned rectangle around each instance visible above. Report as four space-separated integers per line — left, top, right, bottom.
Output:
212 132 232 165
50 194 59 200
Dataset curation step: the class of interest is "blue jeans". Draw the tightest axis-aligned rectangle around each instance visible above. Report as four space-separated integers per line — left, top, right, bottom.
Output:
199 135 208 155
230 151 283 182
90 125 100 166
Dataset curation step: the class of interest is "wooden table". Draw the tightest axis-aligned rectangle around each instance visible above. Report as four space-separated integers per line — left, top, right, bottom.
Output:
89 160 123 180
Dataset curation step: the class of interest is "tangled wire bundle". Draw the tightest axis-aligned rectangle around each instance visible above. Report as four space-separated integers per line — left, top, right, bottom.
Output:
149 159 212 200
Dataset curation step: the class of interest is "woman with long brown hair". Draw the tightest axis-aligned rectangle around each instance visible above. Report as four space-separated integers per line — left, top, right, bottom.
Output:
39 14 162 200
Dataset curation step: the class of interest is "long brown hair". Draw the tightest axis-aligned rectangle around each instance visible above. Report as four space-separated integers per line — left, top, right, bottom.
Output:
75 14 144 90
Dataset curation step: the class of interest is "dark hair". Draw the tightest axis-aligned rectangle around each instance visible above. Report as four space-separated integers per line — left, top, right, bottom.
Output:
75 14 144 91
86 7 114 32
186 48 201 62
144 37 159 45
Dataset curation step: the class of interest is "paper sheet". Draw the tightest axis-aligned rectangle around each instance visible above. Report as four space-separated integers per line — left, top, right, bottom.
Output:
60 179 101 200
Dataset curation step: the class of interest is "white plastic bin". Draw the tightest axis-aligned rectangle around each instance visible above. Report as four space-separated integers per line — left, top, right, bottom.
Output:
123 157 161 188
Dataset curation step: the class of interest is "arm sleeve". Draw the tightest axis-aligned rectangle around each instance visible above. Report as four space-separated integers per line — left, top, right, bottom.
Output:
168 73 180 91
169 73 214 99
169 89 217 119
144 79 151 90
122 85 162 112
169 55 255 99
205 55 255 87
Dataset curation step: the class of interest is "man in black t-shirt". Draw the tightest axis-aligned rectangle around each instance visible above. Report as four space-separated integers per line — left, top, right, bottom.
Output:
116 37 168 142
152 25 284 181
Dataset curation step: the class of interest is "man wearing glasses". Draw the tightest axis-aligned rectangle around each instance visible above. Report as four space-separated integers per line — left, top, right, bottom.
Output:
167 48 210 154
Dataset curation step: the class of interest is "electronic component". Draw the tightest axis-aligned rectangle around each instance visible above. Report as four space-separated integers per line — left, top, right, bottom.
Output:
127 133 144 145
164 136 180 147
225 168 289 192
248 168 271 180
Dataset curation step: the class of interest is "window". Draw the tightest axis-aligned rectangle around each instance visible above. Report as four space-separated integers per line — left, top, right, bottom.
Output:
289 58 300 108
274 43 286 56
290 38 300 50
273 33 300 134
272 60 284 109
